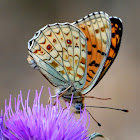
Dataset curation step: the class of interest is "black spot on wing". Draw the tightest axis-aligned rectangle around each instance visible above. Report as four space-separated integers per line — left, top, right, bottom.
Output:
75 46 79 48
107 56 113 60
86 79 91 82
89 60 100 67
92 45 96 48
97 50 106 56
87 73 93 79
89 69 95 74
97 50 101 53
101 52 106 56
88 51 92 55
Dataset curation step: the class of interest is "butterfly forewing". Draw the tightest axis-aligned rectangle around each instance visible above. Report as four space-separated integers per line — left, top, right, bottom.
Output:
73 12 112 94
28 23 87 89
93 17 123 87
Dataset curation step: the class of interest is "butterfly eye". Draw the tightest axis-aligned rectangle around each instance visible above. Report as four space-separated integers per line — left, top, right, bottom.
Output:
46 45 52 50
75 103 83 111
67 39 72 44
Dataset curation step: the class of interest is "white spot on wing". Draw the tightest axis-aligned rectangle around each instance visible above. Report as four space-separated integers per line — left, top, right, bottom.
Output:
55 44 62 51
72 31 79 38
45 30 51 36
50 50 58 58
62 28 70 34
52 28 60 33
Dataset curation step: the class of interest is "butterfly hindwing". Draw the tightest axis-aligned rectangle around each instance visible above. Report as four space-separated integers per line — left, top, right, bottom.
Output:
73 12 112 94
27 23 87 89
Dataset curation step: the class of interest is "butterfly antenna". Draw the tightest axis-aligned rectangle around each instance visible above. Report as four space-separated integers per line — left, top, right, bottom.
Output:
84 95 111 100
86 106 128 112
86 108 101 127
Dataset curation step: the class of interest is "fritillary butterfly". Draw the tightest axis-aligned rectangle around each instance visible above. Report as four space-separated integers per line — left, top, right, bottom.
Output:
27 11 122 111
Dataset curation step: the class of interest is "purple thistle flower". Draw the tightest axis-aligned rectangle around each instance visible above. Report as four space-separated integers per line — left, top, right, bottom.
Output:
0 87 90 140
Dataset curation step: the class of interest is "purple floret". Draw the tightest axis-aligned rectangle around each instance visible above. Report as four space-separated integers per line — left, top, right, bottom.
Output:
0 87 89 140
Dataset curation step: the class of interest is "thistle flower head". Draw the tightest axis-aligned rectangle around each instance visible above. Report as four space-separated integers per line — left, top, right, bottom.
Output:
0 87 90 140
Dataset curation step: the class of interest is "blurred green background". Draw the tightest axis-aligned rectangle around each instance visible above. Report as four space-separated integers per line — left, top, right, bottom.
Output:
0 0 138 139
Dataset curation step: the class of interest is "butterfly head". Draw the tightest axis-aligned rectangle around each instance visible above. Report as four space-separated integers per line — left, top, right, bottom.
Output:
74 102 84 112
63 94 84 112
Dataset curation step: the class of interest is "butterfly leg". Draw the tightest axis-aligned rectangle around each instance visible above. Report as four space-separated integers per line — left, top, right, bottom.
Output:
48 86 72 105
48 95 57 104
53 85 72 105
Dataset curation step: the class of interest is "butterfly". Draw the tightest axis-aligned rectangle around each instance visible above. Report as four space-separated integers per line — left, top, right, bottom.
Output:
27 11 122 111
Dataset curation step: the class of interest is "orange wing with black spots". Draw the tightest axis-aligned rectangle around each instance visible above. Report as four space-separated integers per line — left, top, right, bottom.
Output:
93 17 123 88
73 12 112 94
